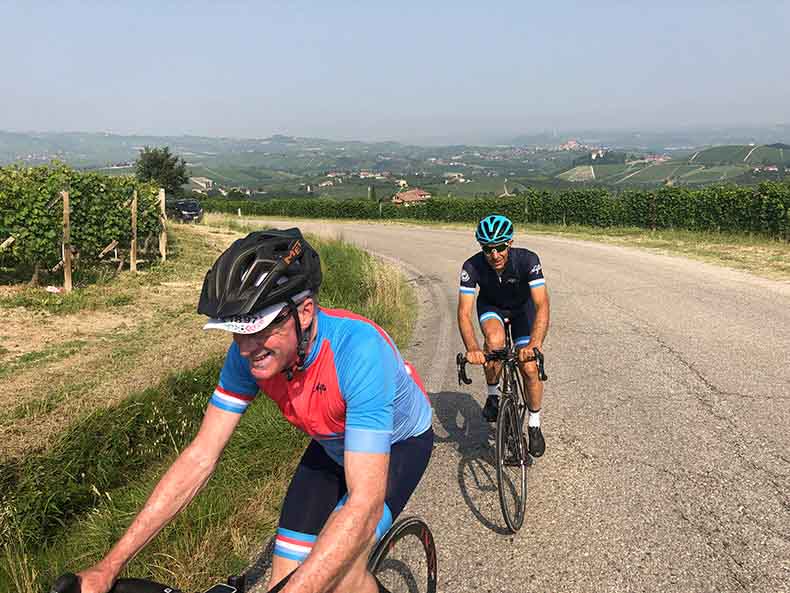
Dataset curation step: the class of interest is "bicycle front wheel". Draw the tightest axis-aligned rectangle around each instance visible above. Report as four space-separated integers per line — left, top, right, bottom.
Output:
496 396 527 532
368 516 437 593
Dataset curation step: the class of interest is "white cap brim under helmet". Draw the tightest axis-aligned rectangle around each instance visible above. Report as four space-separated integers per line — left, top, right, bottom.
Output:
203 290 312 334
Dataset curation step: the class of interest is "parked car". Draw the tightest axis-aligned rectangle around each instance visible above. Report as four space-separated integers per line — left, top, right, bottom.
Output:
167 198 204 223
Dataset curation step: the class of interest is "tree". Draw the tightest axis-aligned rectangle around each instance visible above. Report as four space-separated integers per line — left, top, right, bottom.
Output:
135 146 188 197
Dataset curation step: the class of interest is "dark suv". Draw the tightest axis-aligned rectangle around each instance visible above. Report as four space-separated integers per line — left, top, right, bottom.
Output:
168 199 204 223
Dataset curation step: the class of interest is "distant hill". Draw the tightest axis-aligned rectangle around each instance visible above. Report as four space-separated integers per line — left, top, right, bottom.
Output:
689 144 790 166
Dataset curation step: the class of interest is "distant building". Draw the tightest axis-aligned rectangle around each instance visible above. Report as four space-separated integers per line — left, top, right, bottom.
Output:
559 139 580 151
189 176 214 190
392 188 431 206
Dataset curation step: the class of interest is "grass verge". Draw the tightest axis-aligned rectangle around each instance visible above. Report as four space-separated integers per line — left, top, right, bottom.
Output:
0 229 417 592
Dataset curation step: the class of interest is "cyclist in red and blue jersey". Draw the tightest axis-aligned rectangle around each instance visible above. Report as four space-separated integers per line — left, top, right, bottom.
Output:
457 214 550 457
74 229 433 593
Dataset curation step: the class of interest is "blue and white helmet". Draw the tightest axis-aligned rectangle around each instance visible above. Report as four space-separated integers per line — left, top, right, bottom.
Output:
475 214 514 245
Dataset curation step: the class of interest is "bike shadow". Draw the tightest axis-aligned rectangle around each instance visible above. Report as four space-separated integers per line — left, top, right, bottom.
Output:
429 389 513 536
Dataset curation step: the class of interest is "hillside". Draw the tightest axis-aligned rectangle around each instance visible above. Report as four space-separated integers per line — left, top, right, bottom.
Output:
690 144 790 166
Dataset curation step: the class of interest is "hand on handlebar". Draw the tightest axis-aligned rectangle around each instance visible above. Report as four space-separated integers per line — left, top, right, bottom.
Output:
75 564 115 593
518 344 542 364
465 350 486 365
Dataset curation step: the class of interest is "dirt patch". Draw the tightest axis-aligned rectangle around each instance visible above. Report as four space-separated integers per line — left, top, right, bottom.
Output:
0 308 131 358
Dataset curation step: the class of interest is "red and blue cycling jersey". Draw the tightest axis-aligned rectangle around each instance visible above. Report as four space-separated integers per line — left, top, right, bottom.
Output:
210 307 433 465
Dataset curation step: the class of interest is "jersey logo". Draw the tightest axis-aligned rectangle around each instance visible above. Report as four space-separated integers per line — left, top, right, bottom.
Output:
314 383 327 393
530 264 542 274
460 270 470 282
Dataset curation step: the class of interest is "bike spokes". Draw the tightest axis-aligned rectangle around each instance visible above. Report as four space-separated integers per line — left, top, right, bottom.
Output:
495 397 527 532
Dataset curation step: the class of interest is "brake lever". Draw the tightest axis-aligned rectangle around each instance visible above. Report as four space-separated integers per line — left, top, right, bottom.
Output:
456 352 472 385
533 347 548 381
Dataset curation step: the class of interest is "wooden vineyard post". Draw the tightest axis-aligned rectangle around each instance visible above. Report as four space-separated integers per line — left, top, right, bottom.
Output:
61 191 73 292
158 188 167 262
130 190 138 272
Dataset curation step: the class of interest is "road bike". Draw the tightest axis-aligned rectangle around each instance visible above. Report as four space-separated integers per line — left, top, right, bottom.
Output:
457 313 547 533
50 515 436 593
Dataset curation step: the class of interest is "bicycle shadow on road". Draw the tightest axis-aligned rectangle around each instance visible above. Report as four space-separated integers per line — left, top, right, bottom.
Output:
429 389 514 536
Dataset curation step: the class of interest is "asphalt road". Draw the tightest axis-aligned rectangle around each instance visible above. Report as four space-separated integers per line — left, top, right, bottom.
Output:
255 218 790 593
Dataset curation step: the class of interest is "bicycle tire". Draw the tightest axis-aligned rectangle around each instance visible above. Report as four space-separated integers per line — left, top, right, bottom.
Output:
368 516 437 593
496 396 527 532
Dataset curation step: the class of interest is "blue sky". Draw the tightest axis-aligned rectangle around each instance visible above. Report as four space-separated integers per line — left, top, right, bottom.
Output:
2 1 789 142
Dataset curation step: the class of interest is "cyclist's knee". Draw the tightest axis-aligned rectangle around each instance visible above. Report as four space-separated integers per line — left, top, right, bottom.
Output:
519 360 540 381
484 328 505 351
482 323 505 349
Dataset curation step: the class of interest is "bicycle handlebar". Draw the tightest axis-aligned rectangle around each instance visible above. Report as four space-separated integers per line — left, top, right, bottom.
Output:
456 347 547 386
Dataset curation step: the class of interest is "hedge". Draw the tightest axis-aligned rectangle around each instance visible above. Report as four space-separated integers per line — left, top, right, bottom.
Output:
204 182 790 240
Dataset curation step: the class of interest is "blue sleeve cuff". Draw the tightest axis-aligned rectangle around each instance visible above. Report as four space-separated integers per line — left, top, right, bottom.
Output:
345 427 392 454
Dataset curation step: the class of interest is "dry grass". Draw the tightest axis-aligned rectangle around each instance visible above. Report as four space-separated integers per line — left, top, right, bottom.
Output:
543 225 790 280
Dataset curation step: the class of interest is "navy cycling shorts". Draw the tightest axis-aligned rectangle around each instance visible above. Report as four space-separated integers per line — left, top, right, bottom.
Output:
273 427 434 563
476 301 535 350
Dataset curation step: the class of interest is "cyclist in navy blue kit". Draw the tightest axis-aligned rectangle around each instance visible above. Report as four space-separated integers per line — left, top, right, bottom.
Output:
457 214 550 457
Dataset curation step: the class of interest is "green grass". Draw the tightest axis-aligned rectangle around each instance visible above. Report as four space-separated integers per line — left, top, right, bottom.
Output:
0 356 307 592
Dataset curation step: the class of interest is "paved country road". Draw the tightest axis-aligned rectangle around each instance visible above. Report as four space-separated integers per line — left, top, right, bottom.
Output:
252 218 790 593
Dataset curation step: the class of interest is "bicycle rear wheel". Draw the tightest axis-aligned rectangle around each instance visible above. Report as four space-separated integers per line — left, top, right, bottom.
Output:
495 396 527 532
368 516 437 593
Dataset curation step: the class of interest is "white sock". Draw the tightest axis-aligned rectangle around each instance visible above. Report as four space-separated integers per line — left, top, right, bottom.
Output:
487 383 500 397
528 409 541 427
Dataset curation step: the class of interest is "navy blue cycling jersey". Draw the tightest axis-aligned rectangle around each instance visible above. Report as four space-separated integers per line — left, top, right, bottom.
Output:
459 247 546 308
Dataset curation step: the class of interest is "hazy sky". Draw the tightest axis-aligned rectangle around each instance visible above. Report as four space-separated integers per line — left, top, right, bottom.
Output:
2 1 789 143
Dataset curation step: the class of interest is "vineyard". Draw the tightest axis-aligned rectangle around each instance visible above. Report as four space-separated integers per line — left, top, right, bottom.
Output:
0 164 165 284
204 182 790 240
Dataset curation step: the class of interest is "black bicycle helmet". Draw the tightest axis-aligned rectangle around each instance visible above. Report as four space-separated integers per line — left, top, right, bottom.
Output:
198 228 321 376
198 227 321 319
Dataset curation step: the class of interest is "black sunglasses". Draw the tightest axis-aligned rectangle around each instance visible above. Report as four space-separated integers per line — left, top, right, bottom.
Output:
482 243 509 254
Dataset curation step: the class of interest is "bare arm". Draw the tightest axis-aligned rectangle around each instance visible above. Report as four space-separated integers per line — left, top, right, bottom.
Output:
79 405 242 591
529 285 550 349
282 450 389 593
457 292 481 353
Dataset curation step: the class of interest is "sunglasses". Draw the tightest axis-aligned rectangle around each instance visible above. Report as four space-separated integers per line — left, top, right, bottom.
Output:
482 243 509 254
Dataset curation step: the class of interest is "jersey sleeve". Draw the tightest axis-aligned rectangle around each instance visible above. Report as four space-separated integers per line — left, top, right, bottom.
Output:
337 326 396 455
526 252 546 290
459 258 478 295
210 341 259 414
